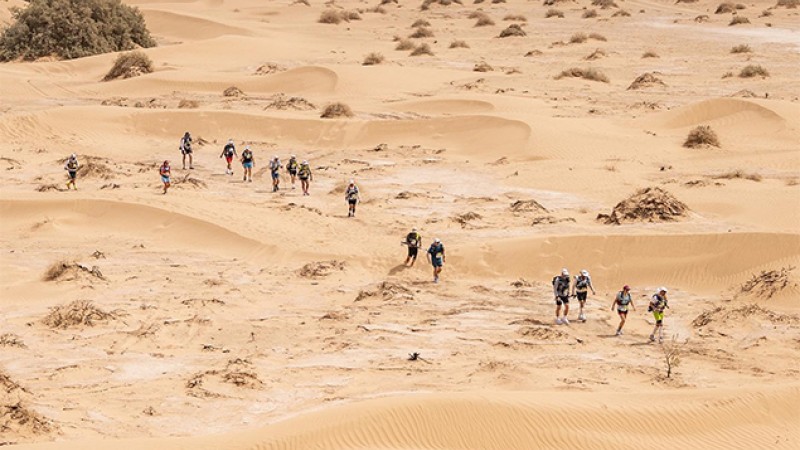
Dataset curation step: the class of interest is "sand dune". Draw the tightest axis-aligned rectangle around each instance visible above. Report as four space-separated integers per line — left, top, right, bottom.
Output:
644 98 793 133
141 10 251 41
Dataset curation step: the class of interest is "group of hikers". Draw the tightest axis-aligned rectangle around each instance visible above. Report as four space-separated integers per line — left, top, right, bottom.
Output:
552 268 670 341
402 228 446 283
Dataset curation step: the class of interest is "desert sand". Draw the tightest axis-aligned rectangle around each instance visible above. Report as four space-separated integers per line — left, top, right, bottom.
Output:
1 0 799 448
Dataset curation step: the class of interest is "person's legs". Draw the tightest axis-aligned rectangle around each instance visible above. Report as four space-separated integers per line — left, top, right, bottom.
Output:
563 300 570 319
617 311 626 334
189 153 193 169
555 299 562 323
182 153 187 169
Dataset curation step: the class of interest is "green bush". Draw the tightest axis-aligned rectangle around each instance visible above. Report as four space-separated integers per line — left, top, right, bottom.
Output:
0 0 155 61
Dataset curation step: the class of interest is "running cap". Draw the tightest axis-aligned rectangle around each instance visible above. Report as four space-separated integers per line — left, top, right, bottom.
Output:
412 227 417 232
70 153 76 158
349 179 355 185
434 238 441 243
291 154 296 158
245 145 250 150
228 139 233 144
273 155 278 159
581 270 589 276
623 285 631 290
302 160 308 164
561 268 569 276
659 287 668 293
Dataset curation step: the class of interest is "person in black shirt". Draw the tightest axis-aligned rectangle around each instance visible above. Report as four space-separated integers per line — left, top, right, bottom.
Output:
403 228 422 266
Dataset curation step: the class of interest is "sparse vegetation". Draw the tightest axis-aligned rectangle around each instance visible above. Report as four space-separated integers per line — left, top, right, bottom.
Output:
739 64 769 78
592 0 617 8
410 43 435 56
0 0 155 61
421 0 463 10
411 19 431 27
43 300 117 329
450 40 470 48
475 15 495 26
395 39 416 50
731 44 752 53
642 50 659 58
474 61 494 72
775 0 799 7
584 48 607 60
318 9 342 24
223 86 244 97
729 15 751 25
321 102 354 118
102 51 153 81
498 24 526 37
363 52 385 65
570 32 588 43
178 99 199 109
555 67 609 82
660 336 686 379
504 14 527 21
582 9 598 18
612 9 631 17
546 9 565 18
684 125 721 148
712 170 762 182
589 32 607 41
628 72 666 90
410 27 435 38
715 2 746 13
598 187 689 224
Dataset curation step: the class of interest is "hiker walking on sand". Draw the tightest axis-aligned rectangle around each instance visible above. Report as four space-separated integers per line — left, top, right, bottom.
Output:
286 155 299 190
553 269 572 324
64 153 79 190
240 146 255 182
427 238 445 283
298 160 313 196
345 180 360 217
179 131 193 170
611 285 635 336
270 156 282 192
649 287 669 343
159 160 171 194
220 139 236 175
573 269 596 322
403 227 422 267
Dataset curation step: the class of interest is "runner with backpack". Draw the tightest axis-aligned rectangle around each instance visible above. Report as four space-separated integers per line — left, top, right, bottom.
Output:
572 270 596 322
286 155 299 190
649 287 669 343
553 269 572 324
611 285 635 336
179 132 193 170
298 160 313 196
64 154 79 190
240 146 255 182
403 228 422 267
345 180 360 217
219 139 237 175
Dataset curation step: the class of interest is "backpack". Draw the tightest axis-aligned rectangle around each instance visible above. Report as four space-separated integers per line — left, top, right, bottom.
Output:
553 276 569 294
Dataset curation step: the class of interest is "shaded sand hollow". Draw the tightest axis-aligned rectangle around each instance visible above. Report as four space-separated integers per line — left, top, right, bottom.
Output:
1 0 799 448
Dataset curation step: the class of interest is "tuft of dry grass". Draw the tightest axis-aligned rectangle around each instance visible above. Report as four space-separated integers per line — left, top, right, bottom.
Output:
775 0 799 7
730 44 752 53
409 27 435 38
642 50 659 58
584 48 607 60
318 9 342 24
729 15 751 25
555 67 609 83
712 170 762 182
684 125 720 148
42 300 117 329
739 64 769 78
582 9 598 18
498 24 526 37
103 51 153 82
592 0 617 8
321 102 354 118
612 9 631 17
569 32 588 43
395 39 416 50
475 15 495 26
410 43 435 56
178 99 199 109
715 2 746 13
363 52 385 65
474 61 494 72
627 72 666 90
589 32 606 41
546 9 565 18
223 86 244 97
0 333 26 348
450 40 470 48
411 19 431 27
504 14 527 21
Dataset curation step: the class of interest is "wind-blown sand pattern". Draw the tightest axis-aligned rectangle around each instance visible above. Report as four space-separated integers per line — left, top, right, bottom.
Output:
1 0 799 448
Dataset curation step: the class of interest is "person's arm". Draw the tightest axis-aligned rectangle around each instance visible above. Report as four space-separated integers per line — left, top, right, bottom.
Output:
611 294 618 311
441 247 445 263
426 247 432 263
590 279 596 295
630 297 636 312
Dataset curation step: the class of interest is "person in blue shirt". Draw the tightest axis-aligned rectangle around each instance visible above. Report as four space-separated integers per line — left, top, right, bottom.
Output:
427 238 445 283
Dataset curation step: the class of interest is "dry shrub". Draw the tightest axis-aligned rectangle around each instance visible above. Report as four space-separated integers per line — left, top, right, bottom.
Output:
759 9 773 16
739 64 769 78
584 48 607 60
570 32 588 43
504 14 527 21
343 10 362 21
722 71 734 78
695 14 710 22
712 170 762 182
178 99 199 109
775 0 799 7
298 260 346 278
411 19 431 27
103 51 153 81
366 6 387 13
292 0 310 5
0 373 54 435
411 43 434 56
174 174 207 189
543 0 572 4
355 280 414 302
612 9 631 17
321 102 354 118
254 62 286 75
0 334 26 348
71 156 113 179
684 125 720 148
475 15 495 26
186 359 264 397
693 304 797 328
715 2 746 13
395 39 416 50
474 61 494 72
453 212 482 228
729 89 758 98
498 24 526 37
525 49 543 57
318 9 342 24
420 0 463 10
44 260 105 282
589 32 606 41
582 9 598 18
739 267 796 300
730 44 752 53
223 86 244 97
627 72 666 90
546 9 565 18
592 0 617 8
597 187 689 224
492 0 506 3
555 67 609 83
410 27 435 38
363 52 385 65
642 50 659 58
42 300 116 329
450 40 470 48
36 183 66 192
510 199 548 213
381 0 399 4
729 15 750 25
